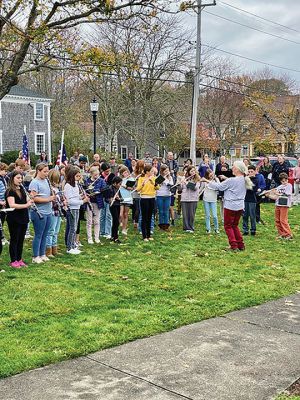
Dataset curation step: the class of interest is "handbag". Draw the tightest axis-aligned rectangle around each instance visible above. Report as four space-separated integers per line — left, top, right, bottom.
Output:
277 195 288 206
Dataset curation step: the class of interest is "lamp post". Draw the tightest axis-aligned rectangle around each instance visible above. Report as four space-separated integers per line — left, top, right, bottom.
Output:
90 97 99 154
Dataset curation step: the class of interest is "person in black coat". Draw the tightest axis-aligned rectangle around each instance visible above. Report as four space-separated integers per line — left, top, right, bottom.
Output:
272 155 290 186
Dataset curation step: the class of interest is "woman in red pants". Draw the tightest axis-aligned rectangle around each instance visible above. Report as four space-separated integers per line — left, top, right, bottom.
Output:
208 161 253 251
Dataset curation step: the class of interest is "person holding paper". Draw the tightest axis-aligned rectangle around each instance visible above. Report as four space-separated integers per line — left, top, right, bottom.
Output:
156 165 173 231
119 166 135 236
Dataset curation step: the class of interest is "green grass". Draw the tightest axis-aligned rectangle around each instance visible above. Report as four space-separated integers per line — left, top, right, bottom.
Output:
277 396 300 400
0 203 300 378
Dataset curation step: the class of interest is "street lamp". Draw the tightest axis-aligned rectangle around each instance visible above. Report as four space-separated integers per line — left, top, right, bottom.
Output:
90 97 99 154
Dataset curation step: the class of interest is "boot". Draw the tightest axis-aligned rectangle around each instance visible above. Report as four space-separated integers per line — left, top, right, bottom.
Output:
52 246 58 256
46 247 54 258
164 224 171 232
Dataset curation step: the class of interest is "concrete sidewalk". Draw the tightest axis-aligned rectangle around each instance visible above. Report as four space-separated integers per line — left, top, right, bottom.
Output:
1 293 299 400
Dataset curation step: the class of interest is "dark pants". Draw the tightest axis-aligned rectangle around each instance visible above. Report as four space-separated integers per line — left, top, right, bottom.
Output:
140 198 155 239
224 208 244 250
132 198 140 223
243 202 256 233
110 205 120 240
0 212 5 239
7 221 27 262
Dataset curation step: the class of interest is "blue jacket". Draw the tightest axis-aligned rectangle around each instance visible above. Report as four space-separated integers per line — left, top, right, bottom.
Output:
85 177 107 209
125 158 133 173
256 173 266 191
0 177 6 202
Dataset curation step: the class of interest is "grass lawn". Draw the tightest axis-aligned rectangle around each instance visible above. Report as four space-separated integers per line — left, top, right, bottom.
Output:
0 203 299 378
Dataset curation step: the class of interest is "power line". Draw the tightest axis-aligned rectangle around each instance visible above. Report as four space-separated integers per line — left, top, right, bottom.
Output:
219 1 300 35
202 43 300 74
204 10 300 45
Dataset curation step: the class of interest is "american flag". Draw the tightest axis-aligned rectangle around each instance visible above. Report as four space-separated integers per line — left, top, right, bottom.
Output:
56 144 67 166
22 131 30 164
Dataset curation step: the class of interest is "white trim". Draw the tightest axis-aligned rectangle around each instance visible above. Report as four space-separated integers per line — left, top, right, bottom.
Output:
0 129 2 154
121 145 128 160
34 131 45 155
1 95 53 104
34 102 45 121
47 104 52 162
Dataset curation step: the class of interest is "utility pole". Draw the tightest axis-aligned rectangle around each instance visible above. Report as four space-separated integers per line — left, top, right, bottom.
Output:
190 0 216 166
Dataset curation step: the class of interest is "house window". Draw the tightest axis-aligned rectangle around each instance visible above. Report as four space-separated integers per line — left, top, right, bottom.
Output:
0 130 2 154
241 145 249 157
229 147 236 156
35 103 44 120
34 132 45 154
135 147 140 159
242 125 248 134
121 146 128 160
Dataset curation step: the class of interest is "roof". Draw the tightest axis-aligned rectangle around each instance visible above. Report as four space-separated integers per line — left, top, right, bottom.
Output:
7 85 52 100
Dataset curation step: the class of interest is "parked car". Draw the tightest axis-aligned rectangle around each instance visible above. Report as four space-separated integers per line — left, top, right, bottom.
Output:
250 156 297 185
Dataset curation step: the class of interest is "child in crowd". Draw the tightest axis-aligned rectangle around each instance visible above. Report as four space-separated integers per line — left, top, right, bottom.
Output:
108 176 123 244
201 169 219 234
100 163 115 239
5 171 33 267
119 166 135 236
85 166 107 244
180 166 201 233
242 165 258 236
267 172 293 240
137 165 158 241
156 164 173 231
45 169 64 257
64 167 89 254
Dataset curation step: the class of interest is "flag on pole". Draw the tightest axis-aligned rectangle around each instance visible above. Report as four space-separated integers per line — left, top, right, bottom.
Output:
56 130 67 166
56 144 67 166
22 126 30 164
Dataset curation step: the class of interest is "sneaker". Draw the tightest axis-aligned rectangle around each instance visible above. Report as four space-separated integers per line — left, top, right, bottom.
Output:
88 239 94 244
114 239 121 244
2 238 9 245
148 237 154 241
32 256 43 264
76 242 83 247
40 255 50 262
150 231 154 235
206 230 211 234
250 232 256 236
67 248 81 255
18 260 27 267
103 234 111 239
284 235 293 240
143 238 149 242
215 230 220 234
10 261 22 268
25 233 33 239
94 238 100 244
121 229 128 236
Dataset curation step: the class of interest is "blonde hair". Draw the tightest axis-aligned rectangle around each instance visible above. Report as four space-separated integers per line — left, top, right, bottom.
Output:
233 161 253 190
90 166 100 175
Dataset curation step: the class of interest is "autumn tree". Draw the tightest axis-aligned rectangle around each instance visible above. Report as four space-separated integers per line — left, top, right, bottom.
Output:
0 0 183 99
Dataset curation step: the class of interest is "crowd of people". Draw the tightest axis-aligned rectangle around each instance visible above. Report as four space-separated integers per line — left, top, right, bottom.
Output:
0 151 297 268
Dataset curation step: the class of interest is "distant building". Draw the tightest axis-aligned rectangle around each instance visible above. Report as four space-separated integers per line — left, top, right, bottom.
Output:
0 85 53 159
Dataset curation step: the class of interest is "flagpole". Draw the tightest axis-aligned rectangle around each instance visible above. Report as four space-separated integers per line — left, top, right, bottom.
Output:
59 129 64 166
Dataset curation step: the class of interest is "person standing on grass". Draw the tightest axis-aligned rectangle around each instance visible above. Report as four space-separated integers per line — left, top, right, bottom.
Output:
29 163 56 264
100 163 115 239
85 166 107 244
45 169 64 258
242 165 258 237
267 172 293 240
208 161 253 252
156 164 173 231
136 165 159 242
180 166 201 233
0 162 8 245
64 167 90 254
293 157 300 205
131 160 145 229
119 166 135 236
107 176 123 244
5 171 33 268
201 169 220 234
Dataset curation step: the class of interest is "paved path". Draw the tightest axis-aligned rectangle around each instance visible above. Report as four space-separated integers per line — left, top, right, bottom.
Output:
1 293 299 400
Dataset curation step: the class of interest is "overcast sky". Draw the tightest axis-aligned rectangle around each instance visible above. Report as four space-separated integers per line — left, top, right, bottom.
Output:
181 0 300 85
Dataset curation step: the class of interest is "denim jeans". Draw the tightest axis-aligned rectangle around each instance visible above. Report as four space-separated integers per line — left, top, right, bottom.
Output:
100 201 112 236
65 209 79 250
203 201 219 232
31 211 52 257
46 215 62 248
243 202 256 233
156 196 171 225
